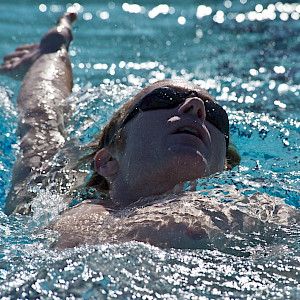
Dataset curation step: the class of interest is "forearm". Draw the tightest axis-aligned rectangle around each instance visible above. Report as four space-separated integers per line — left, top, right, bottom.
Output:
18 46 73 114
17 47 73 170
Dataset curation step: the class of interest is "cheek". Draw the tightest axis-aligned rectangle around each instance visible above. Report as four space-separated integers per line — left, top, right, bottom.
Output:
122 123 161 163
126 115 166 147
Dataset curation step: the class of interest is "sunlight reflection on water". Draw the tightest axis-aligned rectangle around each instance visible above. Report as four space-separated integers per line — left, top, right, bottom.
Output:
0 0 299 298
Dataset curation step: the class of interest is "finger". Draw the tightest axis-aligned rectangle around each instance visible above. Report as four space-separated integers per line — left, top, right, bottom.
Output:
15 43 39 51
4 50 29 60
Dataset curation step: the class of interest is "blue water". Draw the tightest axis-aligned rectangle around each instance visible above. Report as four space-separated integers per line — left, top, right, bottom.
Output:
0 0 299 298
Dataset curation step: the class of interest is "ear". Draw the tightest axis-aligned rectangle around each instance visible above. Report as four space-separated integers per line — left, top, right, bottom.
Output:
94 147 119 179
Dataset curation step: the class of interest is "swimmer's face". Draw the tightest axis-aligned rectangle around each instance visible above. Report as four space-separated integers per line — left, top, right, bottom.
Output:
111 79 227 199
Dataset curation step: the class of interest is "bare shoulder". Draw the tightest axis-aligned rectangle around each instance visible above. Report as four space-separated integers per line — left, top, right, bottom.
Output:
49 199 113 249
51 199 112 228
61 199 110 216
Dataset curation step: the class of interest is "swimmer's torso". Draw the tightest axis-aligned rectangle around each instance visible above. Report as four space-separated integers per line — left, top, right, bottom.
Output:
49 190 299 250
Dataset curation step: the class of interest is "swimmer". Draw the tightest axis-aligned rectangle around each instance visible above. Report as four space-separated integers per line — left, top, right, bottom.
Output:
1 13 298 249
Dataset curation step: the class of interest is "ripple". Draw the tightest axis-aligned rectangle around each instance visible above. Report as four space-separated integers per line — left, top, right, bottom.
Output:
0 1 299 298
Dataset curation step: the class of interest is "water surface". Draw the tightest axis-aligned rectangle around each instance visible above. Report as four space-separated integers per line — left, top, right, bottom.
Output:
0 1 299 298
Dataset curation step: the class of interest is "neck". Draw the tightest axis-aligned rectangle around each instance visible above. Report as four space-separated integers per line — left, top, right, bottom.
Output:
110 179 188 207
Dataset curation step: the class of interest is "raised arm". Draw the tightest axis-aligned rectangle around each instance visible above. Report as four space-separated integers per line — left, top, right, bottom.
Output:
1 12 77 214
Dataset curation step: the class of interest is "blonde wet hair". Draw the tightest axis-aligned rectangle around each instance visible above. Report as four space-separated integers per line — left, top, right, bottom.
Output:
80 80 241 195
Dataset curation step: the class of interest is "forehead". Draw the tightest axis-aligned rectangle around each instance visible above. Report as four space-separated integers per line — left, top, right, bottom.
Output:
136 79 216 103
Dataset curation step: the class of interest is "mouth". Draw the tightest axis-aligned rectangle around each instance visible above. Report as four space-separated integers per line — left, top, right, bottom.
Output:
173 126 201 138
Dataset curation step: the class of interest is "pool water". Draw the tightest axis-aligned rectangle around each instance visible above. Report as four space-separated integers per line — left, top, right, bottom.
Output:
0 0 299 298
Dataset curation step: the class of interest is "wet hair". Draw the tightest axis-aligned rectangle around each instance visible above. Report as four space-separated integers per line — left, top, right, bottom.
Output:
80 93 139 191
80 80 241 195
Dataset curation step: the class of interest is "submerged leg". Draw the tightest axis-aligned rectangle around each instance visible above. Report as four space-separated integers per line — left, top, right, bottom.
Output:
2 12 77 215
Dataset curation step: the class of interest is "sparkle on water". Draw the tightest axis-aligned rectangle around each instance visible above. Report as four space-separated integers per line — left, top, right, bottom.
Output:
0 0 299 299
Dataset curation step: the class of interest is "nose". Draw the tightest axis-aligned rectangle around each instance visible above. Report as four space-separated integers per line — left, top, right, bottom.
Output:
178 97 206 123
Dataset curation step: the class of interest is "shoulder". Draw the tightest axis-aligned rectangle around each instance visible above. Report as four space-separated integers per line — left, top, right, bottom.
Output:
49 199 113 231
48 199 114 249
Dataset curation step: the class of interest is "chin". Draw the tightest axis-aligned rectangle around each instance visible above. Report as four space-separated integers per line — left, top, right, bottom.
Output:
166 146 210 179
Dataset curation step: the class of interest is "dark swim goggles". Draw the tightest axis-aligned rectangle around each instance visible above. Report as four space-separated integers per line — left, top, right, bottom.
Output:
117 87 229 148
